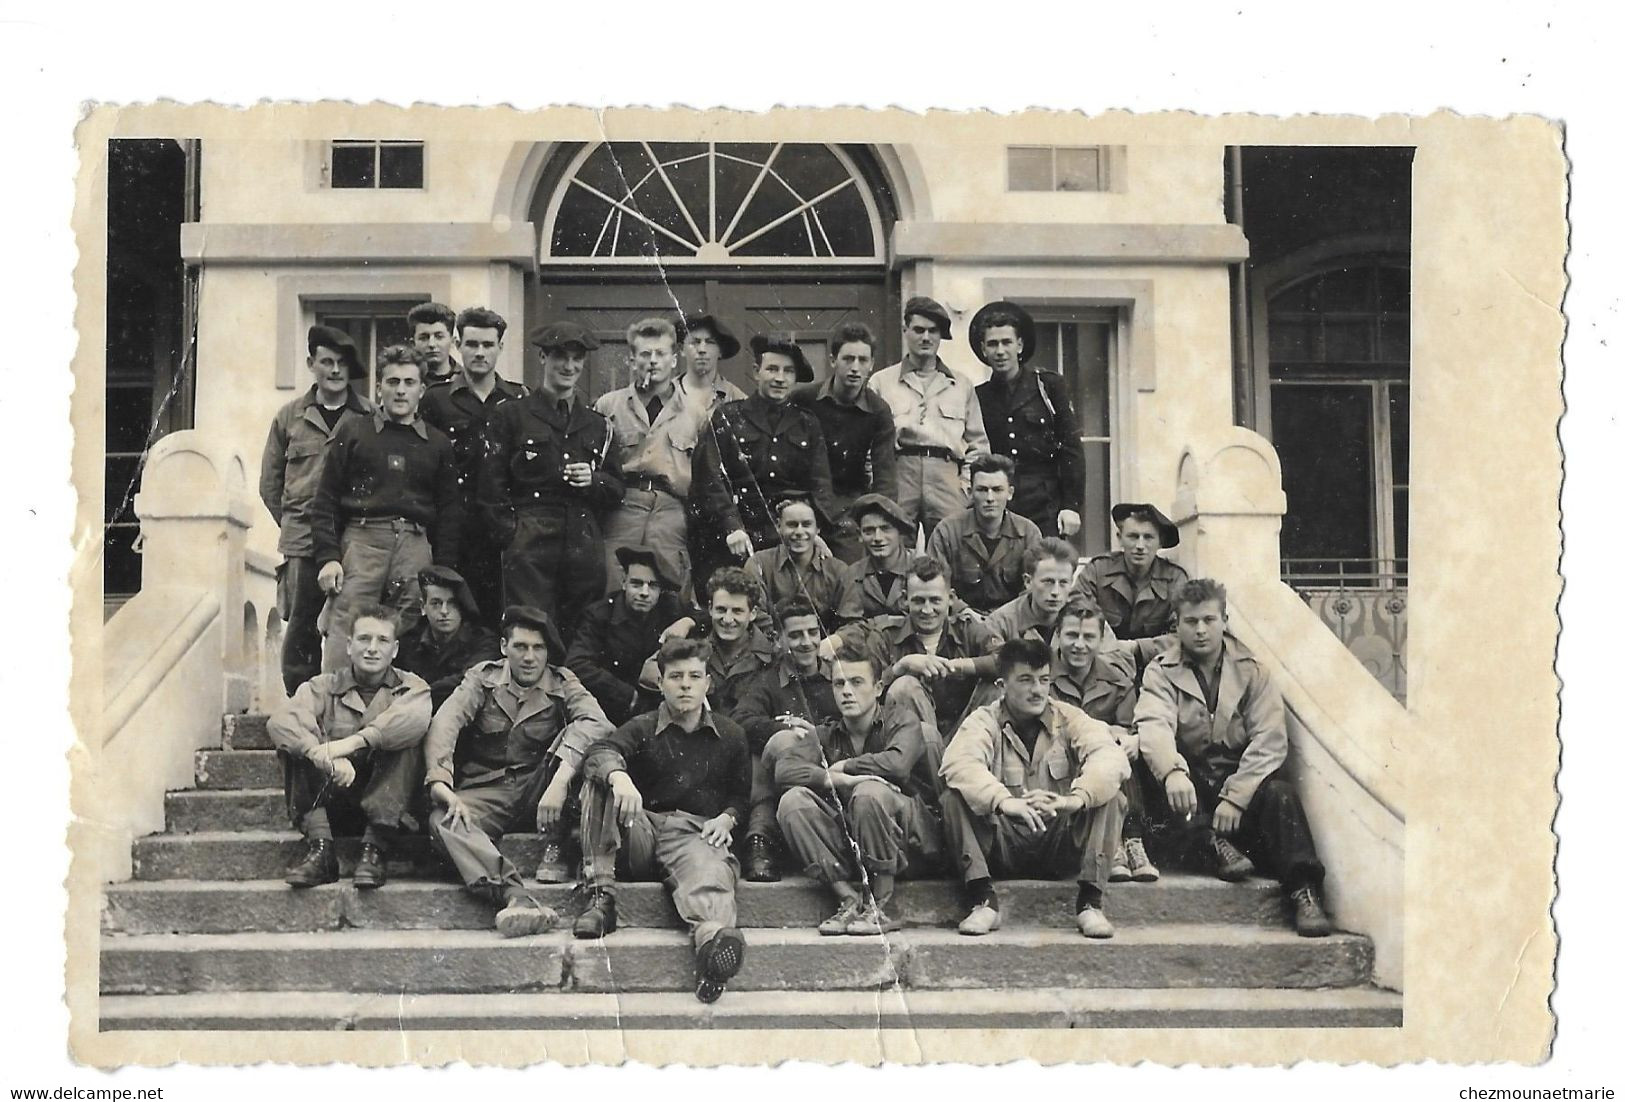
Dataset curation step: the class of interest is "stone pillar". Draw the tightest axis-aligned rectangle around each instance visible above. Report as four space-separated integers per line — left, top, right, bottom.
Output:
132 432 260 712
1169 426 1289 585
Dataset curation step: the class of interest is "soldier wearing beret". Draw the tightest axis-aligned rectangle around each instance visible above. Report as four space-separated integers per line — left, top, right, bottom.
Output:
690 332 840 571
420 306 529 629
833 493 916 624
869 297 990 540
478 321 625 640
1074 503 1192 644
260 324 372 693
393 566 501 710
565 545 691 726
971 300 1087 539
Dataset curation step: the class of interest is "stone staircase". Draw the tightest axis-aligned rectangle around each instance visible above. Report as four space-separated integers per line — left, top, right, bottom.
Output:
99 714 1402 1031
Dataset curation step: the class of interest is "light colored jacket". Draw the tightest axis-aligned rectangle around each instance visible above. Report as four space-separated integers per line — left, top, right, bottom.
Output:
1133 638 1288 810
424 660 613 788
594 382 705 498
940 697 1128 818
869 359 990 461
267 665 430 760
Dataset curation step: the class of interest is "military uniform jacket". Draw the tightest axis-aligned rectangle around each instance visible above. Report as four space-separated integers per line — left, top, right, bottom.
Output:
564 590 688 722
593 382 705 499
941 698 1129 818
840 610 1003 728
732 658 840 753
1051 649 1139 755
792 379 899 502
691 394 839 539
259 386 373 558
1133 638 1288 811
308 413 462 568
1073 552 1191 641
478 392 625 544
924 507 1045 613
982 593 1055 647
976 367 1085 524
763 703 935 803
424 660 615 789
636 624 779 717
869 359 990 462
419 373 529 501
833 549 913 623
267 665 430 760
745 543 847 626
394 620 502 710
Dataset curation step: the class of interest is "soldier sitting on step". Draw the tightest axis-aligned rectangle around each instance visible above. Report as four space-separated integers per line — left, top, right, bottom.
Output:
940 638 1130 940
982 538 1086 648
832 493 915 625
423 605 615 936
565 545 692 727
573 637 753 1005
923 454 1044 616
393 566 500 709
1049 596 1159 884
268 604 431 891
762 638 944 937
1133 578 1333 937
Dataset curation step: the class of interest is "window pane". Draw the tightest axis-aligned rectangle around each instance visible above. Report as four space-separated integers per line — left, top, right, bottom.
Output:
1054 147 1102 191
104 525 143 596
1323 319 1374 362
1271 384 1375 569
1392 487 1409 566
1379 312 1410 363
107 385 155 454
378 142 423 189
1377 264 1410 314
1068 322 1112 438
1269 319 1313 361
106 455 143 523
1080 442 1113 557
1007 147 1053 191
1389 383 1409 485
1317 267 1373 311
331 142 375 188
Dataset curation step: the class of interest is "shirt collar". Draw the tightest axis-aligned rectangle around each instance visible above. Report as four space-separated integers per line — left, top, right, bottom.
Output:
776 655 830 686
302 385 370 414
371 410 430 439
655 700 721 737
333 664 401 695
493 661 564 696
816 376 884 410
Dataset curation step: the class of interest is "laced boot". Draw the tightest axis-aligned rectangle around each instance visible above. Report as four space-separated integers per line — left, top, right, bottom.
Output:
1109 845 1133 882
494 888 558 939
1290 883 1333 938
1211 833 1256 881
696 927 746 1003
743 834 780 882
533 834 572 884
284 838 339 888
1124 837 1161 882
572 888 618 939
352 841 388 889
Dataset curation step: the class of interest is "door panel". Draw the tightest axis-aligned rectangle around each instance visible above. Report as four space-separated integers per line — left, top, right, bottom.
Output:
532 275 889 405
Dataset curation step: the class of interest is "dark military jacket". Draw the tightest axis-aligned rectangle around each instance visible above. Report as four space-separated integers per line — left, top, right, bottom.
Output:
691 394 839 544
841 611 1004 733
732 657 840 753
833 548 913 623
420 373 529 502
976 367 1086 534
923 507 1045 614
564 590 688 725
1073 552 1191 641
394 620 502 710
792 378 899 503
477 391 624 544
308 413 462 568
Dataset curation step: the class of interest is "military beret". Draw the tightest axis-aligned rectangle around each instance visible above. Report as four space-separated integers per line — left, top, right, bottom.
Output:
528 320 601 352
902 296 953 340
749 332 815 383
614 544 679 591
848 493 914 536
676 313 742 360
1110 502 1180 548
307 324 366 380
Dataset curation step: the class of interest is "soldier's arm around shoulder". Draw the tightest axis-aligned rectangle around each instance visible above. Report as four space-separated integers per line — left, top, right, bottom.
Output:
361 671 433 752
1219 658 1289 810
423 665 490 788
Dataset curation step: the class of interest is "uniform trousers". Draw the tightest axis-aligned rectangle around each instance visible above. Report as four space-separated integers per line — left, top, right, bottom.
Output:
1140 768 1325 891
883 674 1000 781
579 779 740 950
277 556 325 694
429 760 573 898
895 454 966 540
280 743 423 837
940 786 1126 890
601 487 692 599
775 781 943 886
322 520 433 670
503 504 606 640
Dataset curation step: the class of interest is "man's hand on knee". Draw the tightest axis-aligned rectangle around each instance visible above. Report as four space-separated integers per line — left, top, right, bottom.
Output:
699 812 735 848
317 561 345 595
609 771 644 826
1164 772 1199 818
1213 798 1245 836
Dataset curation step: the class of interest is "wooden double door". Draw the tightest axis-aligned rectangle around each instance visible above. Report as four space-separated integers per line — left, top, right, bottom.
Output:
530 273 893 405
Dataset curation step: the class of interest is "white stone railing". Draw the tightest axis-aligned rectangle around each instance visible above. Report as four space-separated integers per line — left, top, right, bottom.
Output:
92 432 285 882
1170 426 1411 990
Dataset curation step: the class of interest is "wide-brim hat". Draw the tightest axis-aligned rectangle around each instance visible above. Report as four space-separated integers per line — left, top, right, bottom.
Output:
417 565 481 620
499 604 566 659
847 493 913 536
969 300 1038 367
307 323 367 380
749 332 815 383
1110 502 1180 548
677 313 741 360
614 544 678 591
903 295 953 340
528 320 601 353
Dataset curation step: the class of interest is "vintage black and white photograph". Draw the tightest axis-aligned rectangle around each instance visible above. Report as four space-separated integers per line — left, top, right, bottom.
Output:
66 104 1563 1066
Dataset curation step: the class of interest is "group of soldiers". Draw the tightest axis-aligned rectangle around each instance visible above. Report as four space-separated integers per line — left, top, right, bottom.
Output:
259 298 1335 1005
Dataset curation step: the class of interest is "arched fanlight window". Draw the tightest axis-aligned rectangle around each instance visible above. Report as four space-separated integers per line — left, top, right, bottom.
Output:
544 142 884 264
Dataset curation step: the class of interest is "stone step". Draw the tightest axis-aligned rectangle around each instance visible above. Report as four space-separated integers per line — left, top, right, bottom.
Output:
104 873 1293 934
222 713 273 751
101 926 1375 996
99 985 1403 1031
194 750 280 790
164 789 285 833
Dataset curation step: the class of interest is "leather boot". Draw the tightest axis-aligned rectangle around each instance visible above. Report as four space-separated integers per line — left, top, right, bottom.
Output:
1290 883 1333 937
352 842 388 889
284 838 338 888
743 834 779 882
572 888 618 939
533 835 572 884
